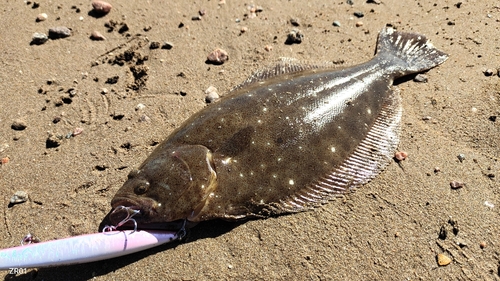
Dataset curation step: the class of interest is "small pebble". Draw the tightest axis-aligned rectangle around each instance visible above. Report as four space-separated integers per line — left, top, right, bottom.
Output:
199 9 206 16
162 42 174 50
290 18 300 26
483 69 495 76
11 119 27 131
437 253 452 266
46 133 62 148
73 127 84 136
394 151 408 161
205 86 220 103
31 32 48 45
192 16 202 21
450 180 465 189
240 26 248 33
354 12 364 18
264 45 273 52
367 0 381 4
135 103 146 111
150 41 161 49
332 21 341 27
139 114 151 122
285 29 304 44
355 21 364 27
1 157 9 165
10 191 29 204
479 241 486 249
457 153 465 162
48 26 71 39
90 30 106 40
413 74 428 83
434 167 441 173
36 13 48 22
92 0 112 15
207 48 229 65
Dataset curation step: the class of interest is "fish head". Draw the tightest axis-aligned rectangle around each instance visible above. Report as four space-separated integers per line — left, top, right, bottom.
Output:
110 144 217 229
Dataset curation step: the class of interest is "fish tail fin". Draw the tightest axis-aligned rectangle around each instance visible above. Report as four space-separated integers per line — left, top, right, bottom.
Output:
375 27 448 77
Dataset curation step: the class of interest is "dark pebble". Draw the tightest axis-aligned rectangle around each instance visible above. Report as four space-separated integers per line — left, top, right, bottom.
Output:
285 29 304 45
162 42 174 49
483 69 495 76
48 26 71 39
489 116 497 122
332 21 341 27
11 119 27 131
354 12 364 18
192 15 202 21
290 18 300 26
46 134 62 148
150 41 161 49
106 76 119 84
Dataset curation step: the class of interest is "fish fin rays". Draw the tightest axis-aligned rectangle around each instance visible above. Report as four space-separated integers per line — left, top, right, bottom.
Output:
231 58 336 92
276 89 402 213
376 27 448 77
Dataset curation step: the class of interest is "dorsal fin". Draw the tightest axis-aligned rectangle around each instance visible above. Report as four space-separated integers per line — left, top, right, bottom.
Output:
231 58 335 92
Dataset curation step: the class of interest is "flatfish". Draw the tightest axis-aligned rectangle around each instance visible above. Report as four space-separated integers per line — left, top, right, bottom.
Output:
110 28 448 228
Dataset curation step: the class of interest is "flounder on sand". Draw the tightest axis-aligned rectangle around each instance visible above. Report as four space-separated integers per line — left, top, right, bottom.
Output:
110 27 448 229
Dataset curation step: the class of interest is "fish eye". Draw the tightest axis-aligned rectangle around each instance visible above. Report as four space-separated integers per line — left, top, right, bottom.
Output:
134 181 150 195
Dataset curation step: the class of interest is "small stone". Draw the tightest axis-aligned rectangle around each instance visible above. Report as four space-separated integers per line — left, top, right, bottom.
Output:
457 153 465 162
150 41 161 49
199 9 206 16
264 45 273 52
139 114 151 122
290 18 300 26
46 133 62 148
90 30 106 40
240 26 248 33
10 191 29 204
162 42 174 50
73 127 84 136
205 86 220 103
285 29 304 44
48 26 71 39
332 21 341 27
11 119 27 131
354 12 364 18
483 68 495 76
192 15 202 21
92 0 112 15
413 74 428 83
479 241 486 249
135 103 146 111
450 180 465 189
394 151 408 161
1 157 10 165
36 13 48 22
207 48 229 65
355 21 364 27
31 32 48 45
434 167 441 173
437 253 452 266
367 0 381 4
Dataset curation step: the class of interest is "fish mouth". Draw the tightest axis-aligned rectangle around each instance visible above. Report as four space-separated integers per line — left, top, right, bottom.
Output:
109 196 157 226
109 197 191 230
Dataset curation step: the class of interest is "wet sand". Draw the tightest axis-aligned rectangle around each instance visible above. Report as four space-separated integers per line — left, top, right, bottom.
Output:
0 0 499 280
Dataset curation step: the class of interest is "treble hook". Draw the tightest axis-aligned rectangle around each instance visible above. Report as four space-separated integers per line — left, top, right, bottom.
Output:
102 205 141 233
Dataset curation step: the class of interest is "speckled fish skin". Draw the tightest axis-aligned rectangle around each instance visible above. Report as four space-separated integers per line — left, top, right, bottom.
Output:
110 28 448 227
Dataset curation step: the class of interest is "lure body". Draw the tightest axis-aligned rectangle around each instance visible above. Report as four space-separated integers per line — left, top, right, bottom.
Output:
0 230 178 269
